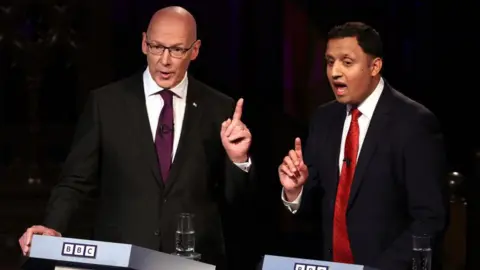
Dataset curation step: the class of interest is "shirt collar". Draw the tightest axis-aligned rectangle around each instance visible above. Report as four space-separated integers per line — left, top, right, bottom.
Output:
347 77 384 119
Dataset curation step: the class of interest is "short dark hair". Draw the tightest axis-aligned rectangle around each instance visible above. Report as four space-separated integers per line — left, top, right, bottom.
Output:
327 22 383 59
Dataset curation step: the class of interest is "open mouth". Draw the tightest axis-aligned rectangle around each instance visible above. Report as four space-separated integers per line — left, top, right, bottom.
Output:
158 71 173 79
333 82 347 95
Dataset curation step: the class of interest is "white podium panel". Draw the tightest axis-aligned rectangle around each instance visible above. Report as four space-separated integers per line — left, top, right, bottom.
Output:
24 235 215 270
260 254 379 270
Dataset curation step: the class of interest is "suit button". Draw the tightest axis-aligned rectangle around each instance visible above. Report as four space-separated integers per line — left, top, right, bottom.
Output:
163 199 167 203
154 230 160 236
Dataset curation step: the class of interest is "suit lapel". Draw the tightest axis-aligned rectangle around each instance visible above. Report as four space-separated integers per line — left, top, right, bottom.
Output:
164 77 205 195
325 104 347 200
125 73 164 188
347 84 393 209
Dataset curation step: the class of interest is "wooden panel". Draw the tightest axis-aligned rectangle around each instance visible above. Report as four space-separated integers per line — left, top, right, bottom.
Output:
443 201 467 270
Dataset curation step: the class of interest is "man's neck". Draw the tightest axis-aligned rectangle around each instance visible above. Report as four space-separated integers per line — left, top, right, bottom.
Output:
368 76 381 93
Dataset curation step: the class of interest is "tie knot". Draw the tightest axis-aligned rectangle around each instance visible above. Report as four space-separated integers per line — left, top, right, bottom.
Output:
159 89 174 106
350 107 361 121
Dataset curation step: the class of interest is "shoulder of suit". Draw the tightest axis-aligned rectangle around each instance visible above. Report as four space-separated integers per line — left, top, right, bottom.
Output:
309 99 341 120
387 86 441 132
389 86 436 120
316 99 339 111
88 72 142 98
189 76 235 104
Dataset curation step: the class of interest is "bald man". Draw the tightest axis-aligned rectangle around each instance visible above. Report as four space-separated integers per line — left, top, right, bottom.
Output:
19 6 254 268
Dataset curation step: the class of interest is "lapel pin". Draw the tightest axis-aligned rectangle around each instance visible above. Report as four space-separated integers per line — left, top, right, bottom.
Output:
193 102 197 107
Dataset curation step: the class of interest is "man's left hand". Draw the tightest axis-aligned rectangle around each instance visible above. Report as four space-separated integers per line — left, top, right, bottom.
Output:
221 98 251 163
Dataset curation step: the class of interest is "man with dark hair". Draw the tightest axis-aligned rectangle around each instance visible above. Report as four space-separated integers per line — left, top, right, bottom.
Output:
279 22 447 269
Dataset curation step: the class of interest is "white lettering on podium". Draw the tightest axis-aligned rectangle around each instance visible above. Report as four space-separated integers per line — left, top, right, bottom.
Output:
85 245 96 257
63 243 74 255
74 245 85 256
61 242 97 259
294 263 328 270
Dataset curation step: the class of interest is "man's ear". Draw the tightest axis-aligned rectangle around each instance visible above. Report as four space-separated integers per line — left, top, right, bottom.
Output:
370 57 382 76
141 32 148 55
190 40 201 60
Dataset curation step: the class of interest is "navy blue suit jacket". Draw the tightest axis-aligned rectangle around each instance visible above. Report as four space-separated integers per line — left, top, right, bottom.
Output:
299 82 448 270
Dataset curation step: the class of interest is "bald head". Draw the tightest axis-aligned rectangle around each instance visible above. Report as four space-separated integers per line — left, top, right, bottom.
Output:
141 6 201 89
147 6 197 43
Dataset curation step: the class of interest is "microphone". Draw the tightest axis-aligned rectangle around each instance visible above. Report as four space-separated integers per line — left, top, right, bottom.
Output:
158 124 173 134
343 158 351 167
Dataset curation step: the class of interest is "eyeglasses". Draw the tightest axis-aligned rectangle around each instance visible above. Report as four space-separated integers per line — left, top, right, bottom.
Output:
145 38 197 58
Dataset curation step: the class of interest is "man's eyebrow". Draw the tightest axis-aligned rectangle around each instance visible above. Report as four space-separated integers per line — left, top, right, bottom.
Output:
148 41 185 47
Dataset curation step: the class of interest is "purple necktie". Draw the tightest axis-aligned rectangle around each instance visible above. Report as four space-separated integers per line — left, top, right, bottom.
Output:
155 90 174 182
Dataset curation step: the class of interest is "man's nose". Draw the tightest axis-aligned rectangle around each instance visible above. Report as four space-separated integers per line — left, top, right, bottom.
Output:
332 74 342 80
331 63 342 78
159 49 171 65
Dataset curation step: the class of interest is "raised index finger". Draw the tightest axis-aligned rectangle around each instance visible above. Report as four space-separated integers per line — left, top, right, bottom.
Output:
232 98 244 121
294 137 303 161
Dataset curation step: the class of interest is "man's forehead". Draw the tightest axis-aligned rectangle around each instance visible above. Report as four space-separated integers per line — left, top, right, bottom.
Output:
148 23 191 42
148 32 189 43
148 32 191 45
325 49 358 59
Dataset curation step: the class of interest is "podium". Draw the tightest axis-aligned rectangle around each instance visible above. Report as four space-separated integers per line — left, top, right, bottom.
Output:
22 235 215 270
260 255 379 270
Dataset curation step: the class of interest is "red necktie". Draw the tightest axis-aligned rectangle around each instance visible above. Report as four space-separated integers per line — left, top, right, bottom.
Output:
333 107 361 263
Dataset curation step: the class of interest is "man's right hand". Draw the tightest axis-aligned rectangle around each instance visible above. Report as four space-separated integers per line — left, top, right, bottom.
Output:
279 137 308 202
18 225 61 255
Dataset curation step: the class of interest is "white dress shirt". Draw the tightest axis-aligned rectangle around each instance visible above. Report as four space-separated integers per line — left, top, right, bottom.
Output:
282 78 385 213
142 68 251 171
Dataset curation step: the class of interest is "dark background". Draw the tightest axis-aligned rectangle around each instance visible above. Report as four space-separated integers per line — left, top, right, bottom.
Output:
0 0 476 269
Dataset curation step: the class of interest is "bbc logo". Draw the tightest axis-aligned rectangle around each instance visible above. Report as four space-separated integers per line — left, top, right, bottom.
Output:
61 242 97 259
294 263 329 270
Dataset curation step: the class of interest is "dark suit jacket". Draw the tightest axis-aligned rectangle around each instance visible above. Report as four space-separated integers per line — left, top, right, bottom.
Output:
43 72 254 267
299 82 447 270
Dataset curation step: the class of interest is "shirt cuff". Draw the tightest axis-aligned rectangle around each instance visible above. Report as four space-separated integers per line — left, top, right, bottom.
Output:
281 187 303 213
233 157 251 173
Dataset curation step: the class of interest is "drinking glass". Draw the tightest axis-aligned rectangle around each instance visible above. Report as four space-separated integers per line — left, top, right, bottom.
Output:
172 213 201 260
412 234 432 270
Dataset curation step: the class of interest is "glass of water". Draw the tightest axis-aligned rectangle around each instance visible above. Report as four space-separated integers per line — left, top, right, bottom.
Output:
412 234 432 270
173 213 201 260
